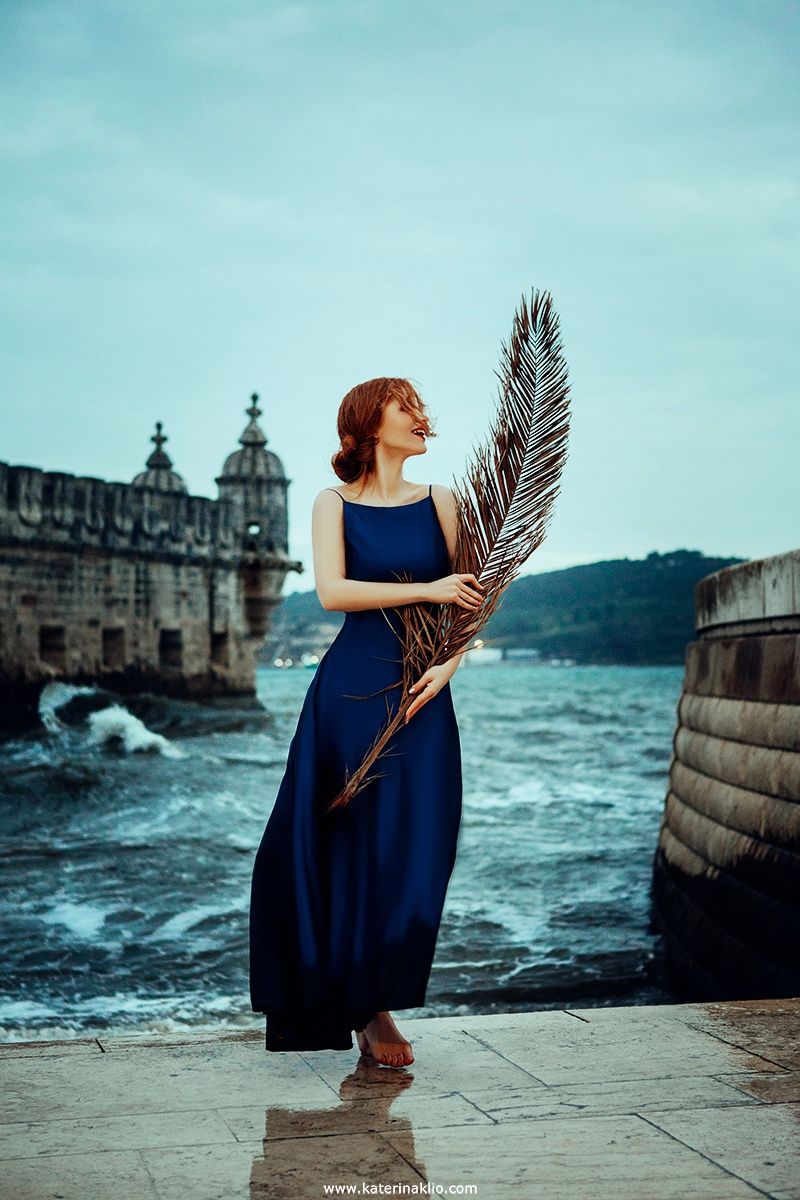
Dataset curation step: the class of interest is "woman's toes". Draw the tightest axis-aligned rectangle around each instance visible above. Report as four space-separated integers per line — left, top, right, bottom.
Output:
365 1034 413 1068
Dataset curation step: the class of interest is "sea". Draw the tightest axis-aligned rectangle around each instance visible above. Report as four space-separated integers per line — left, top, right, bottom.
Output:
0 663 682 1042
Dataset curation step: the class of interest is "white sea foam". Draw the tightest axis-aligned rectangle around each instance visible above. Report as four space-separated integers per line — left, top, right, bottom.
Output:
0 999 58 1021
86 705 184 757
0 993 262 1044
149 904 231 941
38 681 99 734
41 901 110 939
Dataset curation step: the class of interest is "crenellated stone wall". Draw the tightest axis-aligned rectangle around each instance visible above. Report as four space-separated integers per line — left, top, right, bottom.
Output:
0 463 239 553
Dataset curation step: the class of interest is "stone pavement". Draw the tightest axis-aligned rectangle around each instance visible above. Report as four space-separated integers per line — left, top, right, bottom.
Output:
1 997 798 1199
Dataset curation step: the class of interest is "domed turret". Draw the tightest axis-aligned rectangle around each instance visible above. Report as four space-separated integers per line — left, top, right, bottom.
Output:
216 393 290 554
219 394 286 482
132 422 188 494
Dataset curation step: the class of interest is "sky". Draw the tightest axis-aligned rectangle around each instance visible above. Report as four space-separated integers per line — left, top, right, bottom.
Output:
1 0 798 592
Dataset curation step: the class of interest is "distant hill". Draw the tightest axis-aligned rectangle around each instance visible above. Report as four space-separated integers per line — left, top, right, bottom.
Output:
481 549 744 664
262 549 745 666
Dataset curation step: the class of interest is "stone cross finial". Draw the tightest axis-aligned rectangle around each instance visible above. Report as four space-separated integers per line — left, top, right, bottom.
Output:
145 421 174 469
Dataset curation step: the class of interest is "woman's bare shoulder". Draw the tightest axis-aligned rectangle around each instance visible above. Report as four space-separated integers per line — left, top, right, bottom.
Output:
430 483 457 506
314 486 345 504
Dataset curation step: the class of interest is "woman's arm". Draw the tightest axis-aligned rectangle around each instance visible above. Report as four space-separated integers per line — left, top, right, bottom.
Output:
430 485 469 676
312 490 433 612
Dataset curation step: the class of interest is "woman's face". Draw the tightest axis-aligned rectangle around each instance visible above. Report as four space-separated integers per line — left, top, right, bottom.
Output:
378 396 429 457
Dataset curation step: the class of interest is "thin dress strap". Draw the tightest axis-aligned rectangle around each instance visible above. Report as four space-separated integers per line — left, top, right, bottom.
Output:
325 486 430 502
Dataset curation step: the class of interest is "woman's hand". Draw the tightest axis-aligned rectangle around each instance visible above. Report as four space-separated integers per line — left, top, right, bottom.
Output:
404 663 455 724
423 573 484 609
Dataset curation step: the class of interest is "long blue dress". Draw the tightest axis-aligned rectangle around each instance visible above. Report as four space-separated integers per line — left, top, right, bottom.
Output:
249 483 463 1051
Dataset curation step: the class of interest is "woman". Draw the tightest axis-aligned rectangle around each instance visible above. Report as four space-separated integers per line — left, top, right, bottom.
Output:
249 377 483 1067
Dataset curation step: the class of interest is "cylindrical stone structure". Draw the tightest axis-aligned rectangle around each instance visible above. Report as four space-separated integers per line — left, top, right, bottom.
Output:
651 548 800 1000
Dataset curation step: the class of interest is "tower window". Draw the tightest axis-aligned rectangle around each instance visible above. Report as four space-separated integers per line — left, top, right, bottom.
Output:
159 629 182 668
102 628 125 670
39 625 66 670
211 631 230 666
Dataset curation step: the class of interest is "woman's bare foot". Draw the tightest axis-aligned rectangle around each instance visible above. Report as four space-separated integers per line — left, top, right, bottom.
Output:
356 1012 414 1067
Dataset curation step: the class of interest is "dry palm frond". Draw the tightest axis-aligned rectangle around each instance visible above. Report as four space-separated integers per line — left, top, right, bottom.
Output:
324 287 571 815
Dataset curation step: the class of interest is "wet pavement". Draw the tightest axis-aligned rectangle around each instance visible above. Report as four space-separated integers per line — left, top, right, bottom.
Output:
1 997 798 1198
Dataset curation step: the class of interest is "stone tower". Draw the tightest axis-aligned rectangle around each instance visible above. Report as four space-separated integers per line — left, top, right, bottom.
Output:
216 394 290 555
216 394 294 640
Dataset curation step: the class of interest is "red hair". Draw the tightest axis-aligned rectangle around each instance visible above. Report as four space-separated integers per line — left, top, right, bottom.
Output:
331 377 437 486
